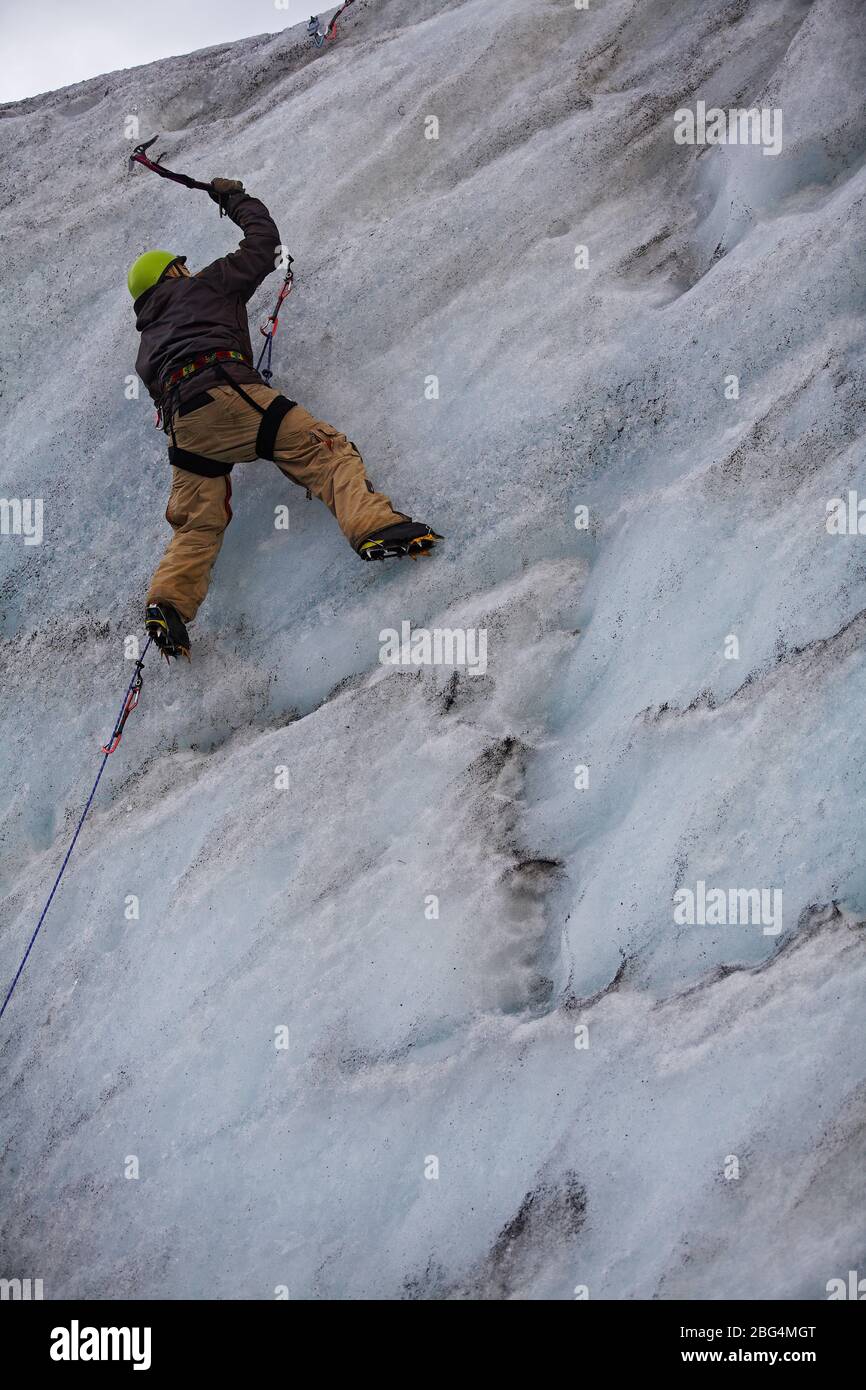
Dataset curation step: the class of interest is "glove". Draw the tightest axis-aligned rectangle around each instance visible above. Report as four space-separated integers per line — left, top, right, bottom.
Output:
208 177 245 206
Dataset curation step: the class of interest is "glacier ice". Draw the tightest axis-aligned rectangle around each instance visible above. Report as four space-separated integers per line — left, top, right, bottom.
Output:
1 0 865 1299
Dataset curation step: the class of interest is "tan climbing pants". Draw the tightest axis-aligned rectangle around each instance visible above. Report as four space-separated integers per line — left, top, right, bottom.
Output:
147 383 407 622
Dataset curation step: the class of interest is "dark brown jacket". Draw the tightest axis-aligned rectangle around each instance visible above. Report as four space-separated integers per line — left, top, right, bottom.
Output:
134 192 281 409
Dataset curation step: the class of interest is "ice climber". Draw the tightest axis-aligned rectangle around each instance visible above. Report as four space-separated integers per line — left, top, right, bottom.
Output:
129 179 441 660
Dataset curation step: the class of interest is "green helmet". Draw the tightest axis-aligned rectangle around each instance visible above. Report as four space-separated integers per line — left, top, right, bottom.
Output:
127 250 186 300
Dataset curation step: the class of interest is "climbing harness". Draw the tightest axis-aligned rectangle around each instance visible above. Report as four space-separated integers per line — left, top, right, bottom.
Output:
211 362 297 461
155 351 256 434
0 640 153 1023
153 339 298 478
308 1 358 47
163 349 252 390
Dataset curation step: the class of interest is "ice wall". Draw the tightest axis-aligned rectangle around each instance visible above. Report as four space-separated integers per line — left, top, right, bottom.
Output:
1 0 865 1298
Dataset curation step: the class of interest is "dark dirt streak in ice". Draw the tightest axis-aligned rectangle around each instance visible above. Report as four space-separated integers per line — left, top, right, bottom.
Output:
403 1169 588 1300
639 605 866 729
662 900 865 1009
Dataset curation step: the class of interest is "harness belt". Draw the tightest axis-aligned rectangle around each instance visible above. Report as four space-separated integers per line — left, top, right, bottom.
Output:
164 362 298 478
256 395 296 458
168 445 234 478
162 349 251 389
211 362 297 461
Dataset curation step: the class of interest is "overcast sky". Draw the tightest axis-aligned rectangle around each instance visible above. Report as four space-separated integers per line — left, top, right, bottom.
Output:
0 0 316 103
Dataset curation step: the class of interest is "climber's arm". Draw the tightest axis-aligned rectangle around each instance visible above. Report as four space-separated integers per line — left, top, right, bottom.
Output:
198 185 282 303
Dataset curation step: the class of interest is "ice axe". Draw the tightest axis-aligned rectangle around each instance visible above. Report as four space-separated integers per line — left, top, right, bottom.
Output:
128 136 226 211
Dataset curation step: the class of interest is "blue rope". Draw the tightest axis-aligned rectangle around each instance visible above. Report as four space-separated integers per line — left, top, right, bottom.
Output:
0 637 153 1022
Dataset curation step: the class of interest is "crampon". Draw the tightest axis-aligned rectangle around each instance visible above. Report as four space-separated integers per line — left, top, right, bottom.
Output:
358 523 443 562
